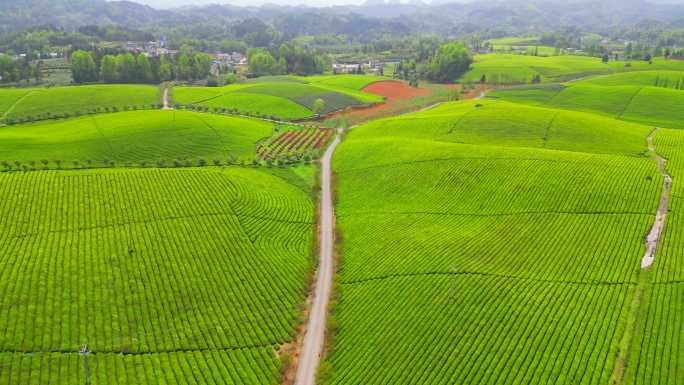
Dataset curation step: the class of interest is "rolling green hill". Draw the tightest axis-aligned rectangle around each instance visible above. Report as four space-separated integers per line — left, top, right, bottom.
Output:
462 54 684 84
0 166 315 384
349 99 652 157
0 110 272 167
0 84 160 124
491 81 684 128
173 76 384 121
325 97 665 385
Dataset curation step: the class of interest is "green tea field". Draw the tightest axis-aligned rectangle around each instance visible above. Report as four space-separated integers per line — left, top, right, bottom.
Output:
173 75 384 121
462 53 684 84
0 110 273 168
324 64 684 383
490 78 684 128
0 85 160 124
0 166 315 384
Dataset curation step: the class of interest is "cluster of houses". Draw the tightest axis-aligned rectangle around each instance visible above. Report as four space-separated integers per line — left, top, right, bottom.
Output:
123 41 247 67
332 60 389 75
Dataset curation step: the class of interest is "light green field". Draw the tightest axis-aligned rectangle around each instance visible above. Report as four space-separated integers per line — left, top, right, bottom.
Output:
618 128 684 384
173 75 384 121
350 99 652 157
0 85 160 123
491 81 684 128
487 36 541 45
297 74 386 90
579 70 684 88
0 110 273 167
325 94 664 384
0 166 315 385
462 54 684 84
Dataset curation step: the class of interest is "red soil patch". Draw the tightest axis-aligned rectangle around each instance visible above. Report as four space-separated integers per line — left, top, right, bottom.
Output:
363 80 431 100
324 81 491 126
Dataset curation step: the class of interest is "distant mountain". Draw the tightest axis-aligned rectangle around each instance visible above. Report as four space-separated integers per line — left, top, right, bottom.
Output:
2 0 684 39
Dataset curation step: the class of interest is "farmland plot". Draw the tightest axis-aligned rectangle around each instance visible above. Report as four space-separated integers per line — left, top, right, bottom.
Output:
491 83 684 129
326 100 663 385
620 128 684 384
173 76 383 121
0 110 272 167
0 84 160 124
0 166 315 385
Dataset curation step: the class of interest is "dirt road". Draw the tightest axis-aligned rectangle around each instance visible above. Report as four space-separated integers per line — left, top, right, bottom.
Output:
163 87 172 110
642 128 672 268
294 130 341 385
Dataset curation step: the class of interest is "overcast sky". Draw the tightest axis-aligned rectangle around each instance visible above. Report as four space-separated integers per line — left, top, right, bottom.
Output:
132 0 439 8
130 0 684 8
134 0 370 7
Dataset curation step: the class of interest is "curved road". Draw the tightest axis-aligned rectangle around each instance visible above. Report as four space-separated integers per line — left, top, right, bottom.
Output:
294 130 341 385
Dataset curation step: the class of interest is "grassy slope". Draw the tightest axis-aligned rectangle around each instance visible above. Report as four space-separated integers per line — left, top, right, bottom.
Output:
621 128 684 384
0 166 315 384
0 84 160 122
463 54 684 84
326 98 661 385
173 75 384 121
491 80 684 129
0 110 273 165
351 99 652 157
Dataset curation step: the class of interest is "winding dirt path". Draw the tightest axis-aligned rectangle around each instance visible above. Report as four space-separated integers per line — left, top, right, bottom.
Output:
294 130 341 385
642 128 672 268
162 87 172 110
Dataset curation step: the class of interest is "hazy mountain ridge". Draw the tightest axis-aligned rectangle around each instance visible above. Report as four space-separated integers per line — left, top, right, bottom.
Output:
2 0 684 37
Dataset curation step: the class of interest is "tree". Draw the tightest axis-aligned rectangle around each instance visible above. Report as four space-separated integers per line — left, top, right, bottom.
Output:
159 55 174 81
425 42 472 83
193 53 212 79
71 50 97 83
178 53 193 80
100 55 118 83
136 54 153 83
248 49 279 76
313 98 326 116
116 53 137 83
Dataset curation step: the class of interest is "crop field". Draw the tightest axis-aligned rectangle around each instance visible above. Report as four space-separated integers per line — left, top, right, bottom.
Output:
325 87 669 384
0 166 315 384
620 128 684 384
461 53 684 84
258 126 333 160
0 110 273 168
580 70 684 88
349 99 652 156
0 85 160 124
173 75 384 121
490 80 684 128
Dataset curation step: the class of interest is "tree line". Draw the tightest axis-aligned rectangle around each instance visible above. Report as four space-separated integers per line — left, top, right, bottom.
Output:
394 42 473 84
71 50 214 84
248 44 329 77
0 54 43 83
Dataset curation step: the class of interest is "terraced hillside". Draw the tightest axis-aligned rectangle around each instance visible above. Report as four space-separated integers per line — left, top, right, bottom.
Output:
0 166 315 384
0 110 273 168
462 54 684 84
0 84 160 124
326 99 665 384
173 75 384 121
